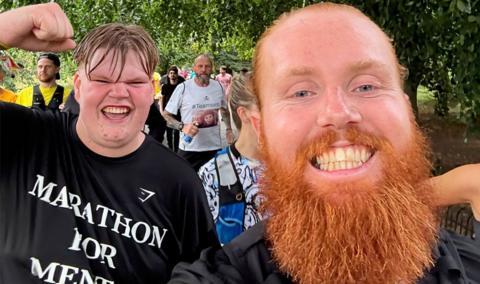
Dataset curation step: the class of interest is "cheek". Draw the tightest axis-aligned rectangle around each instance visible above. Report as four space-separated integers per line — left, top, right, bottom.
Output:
261 106 307 159
363 100 412 150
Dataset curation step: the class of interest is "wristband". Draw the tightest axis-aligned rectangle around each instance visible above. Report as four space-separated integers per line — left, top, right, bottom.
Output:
0 41 9 50
178 122 184 131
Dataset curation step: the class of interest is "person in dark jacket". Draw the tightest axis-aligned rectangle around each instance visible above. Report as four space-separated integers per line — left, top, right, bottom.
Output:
169 2 480 283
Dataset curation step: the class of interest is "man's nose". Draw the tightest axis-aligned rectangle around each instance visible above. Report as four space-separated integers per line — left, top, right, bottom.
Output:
316 87 362 130
109 82 129 98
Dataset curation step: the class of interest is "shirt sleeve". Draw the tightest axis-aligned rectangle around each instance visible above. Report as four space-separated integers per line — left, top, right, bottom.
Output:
198 160 220 221
165 83 184 115
175 166 220 263
169 247 244 284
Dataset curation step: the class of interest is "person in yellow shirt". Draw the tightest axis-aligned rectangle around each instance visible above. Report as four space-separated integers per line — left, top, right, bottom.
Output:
16 52 70 111
0 51 17 103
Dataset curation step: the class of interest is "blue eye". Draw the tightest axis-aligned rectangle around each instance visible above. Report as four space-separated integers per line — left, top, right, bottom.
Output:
354 85 374 92
294 90 311 97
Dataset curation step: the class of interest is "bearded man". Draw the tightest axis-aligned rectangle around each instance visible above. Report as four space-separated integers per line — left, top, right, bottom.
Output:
16 52 71 111
164 54 234 171
169 2 480 283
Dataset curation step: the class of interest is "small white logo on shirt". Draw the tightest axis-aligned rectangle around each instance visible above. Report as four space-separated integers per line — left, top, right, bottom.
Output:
139 188 155 203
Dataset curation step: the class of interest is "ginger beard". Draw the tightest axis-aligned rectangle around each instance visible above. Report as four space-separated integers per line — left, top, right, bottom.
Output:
260 126 439 283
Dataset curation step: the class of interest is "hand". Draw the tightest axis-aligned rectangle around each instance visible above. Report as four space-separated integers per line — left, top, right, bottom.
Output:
226 129 234 145
0 3 75 52
182 122 199 137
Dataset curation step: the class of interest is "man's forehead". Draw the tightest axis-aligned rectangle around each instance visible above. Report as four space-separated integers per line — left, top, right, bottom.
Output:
37 58 56 65
194 57 212 66
82 48 150 80
260 9 393 74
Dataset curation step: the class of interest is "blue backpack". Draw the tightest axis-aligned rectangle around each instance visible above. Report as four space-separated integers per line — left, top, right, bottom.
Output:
214 148 245 245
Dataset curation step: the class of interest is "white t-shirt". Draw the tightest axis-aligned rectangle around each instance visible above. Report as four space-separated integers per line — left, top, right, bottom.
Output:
165 79 226 152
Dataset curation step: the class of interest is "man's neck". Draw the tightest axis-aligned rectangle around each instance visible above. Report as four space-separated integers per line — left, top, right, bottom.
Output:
169 78 178 85
39 80 57 88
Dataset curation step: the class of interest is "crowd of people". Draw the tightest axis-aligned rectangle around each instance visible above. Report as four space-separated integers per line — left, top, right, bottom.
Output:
0 2 479 284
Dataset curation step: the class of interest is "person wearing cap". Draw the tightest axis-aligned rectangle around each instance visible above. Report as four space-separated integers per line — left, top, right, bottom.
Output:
0 51 17 103
15 52 71 111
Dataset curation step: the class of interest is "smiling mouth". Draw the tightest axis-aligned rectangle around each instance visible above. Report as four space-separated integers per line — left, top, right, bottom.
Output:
311 146 374 171
102 106 130 118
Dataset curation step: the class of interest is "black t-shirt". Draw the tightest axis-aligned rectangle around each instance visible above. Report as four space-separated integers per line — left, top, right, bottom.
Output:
161 81 184 110
0 102 219 283
169 221 480 283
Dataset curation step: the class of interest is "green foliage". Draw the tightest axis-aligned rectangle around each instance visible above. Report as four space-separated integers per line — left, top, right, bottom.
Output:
1 0 478 132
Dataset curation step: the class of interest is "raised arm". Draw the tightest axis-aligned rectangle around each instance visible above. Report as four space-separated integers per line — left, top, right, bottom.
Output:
432 164 480 220
0 3 75 52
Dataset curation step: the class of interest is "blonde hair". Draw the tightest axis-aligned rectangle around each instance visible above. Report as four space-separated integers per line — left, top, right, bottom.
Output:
228 74 257 130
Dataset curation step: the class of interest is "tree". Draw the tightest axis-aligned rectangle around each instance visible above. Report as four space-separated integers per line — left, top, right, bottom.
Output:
2 0 478 131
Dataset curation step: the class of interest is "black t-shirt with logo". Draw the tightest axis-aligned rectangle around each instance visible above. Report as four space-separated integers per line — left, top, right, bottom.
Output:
0 102 219 283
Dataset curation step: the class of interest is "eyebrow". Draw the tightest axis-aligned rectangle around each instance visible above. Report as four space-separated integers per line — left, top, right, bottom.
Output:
285 66 316 77
282 60 391 78
348 60 391 74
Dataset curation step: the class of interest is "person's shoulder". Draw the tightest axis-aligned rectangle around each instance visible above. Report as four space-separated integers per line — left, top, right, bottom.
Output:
1 88 16 102
430 227 480 282
199 148 227 176
17 86 33 96
60 85 72 95
198 156 216 176
209 79 223 90
220 221 285 282
223 221 268 259
143 137 196 172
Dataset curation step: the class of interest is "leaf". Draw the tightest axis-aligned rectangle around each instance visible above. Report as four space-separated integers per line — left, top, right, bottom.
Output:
456 0 471 13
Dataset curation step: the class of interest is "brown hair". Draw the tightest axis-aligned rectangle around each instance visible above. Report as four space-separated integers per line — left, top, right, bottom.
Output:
228 74 257 130
73 23 158 81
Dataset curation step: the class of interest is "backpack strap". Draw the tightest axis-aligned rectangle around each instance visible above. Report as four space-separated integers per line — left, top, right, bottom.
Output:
31 85 46 111
47 85 64 110
215 147 244 203
216 79 224 95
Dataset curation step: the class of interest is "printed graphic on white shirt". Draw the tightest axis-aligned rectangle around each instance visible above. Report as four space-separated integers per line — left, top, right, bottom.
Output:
193 109 219 128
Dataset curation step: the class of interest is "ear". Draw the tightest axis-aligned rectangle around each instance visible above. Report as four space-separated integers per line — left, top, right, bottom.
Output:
73 72 81 102
249 108 262 142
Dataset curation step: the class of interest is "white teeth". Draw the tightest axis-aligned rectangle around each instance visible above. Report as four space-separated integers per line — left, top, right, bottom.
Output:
314 146 373 171
335 148 345 161
328 151 335 162
346 147 354 161
103 107 129 114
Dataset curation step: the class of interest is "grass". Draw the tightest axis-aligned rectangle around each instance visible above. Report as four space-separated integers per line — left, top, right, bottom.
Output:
417 85 437 114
